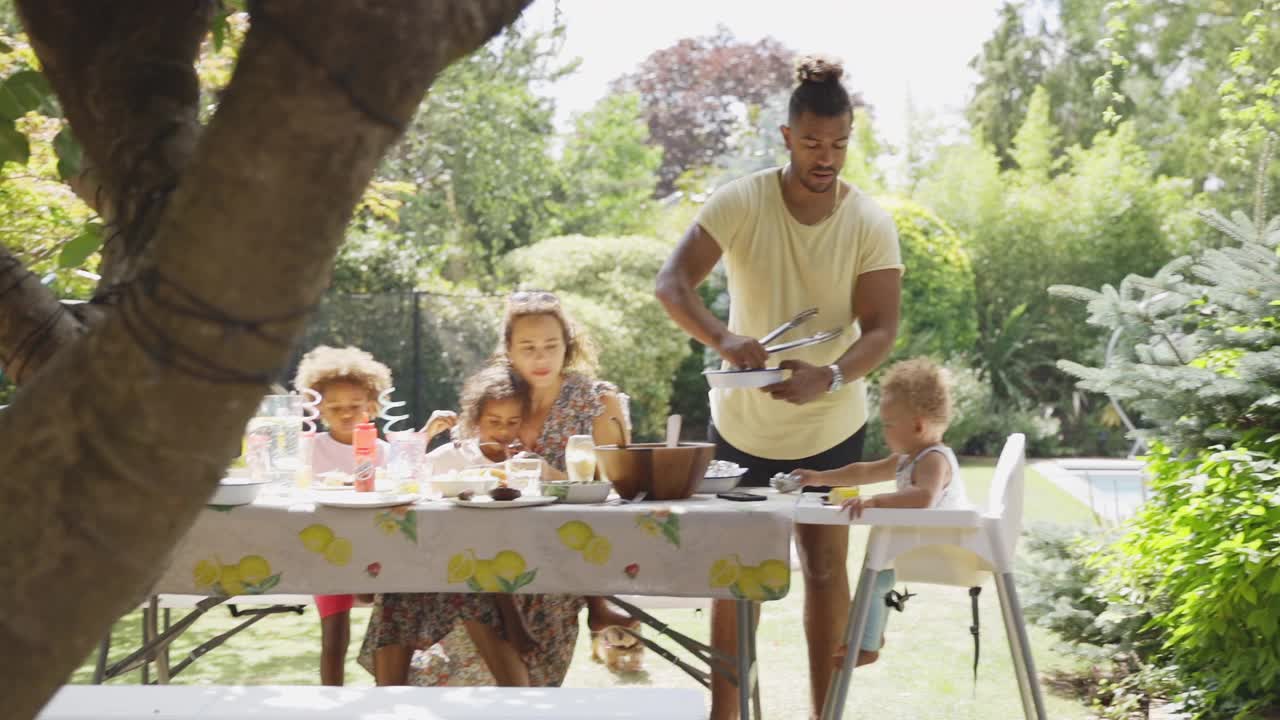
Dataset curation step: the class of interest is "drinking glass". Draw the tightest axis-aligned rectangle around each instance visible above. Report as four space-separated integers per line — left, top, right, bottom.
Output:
246 394 304 495
565 435 597 483
506 456 542 493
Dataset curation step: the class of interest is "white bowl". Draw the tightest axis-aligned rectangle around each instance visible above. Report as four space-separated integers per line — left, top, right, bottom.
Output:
209 478 268 506
428 476 500 498
542 481 613 504
696 470 747 494
703 368 785 389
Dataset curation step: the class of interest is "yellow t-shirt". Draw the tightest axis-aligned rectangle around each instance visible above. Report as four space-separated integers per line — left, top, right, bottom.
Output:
697 167 903 460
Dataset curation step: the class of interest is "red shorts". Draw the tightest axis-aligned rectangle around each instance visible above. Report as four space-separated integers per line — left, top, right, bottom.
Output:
314 594 354 619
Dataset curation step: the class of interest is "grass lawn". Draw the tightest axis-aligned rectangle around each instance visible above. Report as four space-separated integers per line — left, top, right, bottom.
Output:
71 458 1097 718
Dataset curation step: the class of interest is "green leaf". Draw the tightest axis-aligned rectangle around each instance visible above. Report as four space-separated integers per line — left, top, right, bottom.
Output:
660 520 681 548
53 126 82 179
497 577 516 594
58 222 104 269
0 70 52 120
246 573 281 594
0 121 29 166
513 569 537 589
1239 583 1257 605
211 13 229 51
465 578 482 592
398 511 417 543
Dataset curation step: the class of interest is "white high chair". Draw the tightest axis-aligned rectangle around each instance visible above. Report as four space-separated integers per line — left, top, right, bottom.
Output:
794 433 1047 720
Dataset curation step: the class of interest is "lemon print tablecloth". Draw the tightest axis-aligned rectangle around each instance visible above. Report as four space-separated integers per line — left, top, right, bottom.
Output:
154 491 796 602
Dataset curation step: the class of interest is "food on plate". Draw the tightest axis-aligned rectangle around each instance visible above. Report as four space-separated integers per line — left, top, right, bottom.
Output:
488 486 522 501
456 489 475 501
706 459 743 478
461 466 508 484
318 471 353 488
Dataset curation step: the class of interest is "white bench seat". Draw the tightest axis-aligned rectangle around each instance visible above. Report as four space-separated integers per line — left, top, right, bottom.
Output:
39 685 706 720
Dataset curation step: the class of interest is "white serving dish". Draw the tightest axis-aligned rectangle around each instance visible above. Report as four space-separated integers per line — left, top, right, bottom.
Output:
449 495 558 509
209 477 268 506
703 368 785 389
542 481 613 504
695 470 747 494
313 492 418 509
427 475 501 498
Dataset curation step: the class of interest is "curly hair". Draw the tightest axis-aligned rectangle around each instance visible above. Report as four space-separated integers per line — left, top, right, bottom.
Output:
879 357 952 428
454 364 529 440
492 290 598 375
291 345 392 399
789 54 854 120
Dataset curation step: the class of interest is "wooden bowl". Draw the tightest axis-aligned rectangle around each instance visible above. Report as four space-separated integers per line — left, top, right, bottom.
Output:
594 442 715 500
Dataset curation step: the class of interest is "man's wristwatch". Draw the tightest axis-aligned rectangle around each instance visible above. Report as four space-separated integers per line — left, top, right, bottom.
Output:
826 364 844 393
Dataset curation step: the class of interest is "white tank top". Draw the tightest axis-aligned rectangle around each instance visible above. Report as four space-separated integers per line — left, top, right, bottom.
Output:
894 443 969 510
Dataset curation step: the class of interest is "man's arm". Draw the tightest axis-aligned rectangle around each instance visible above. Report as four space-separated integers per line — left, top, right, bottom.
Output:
768 268 901 404
655 223 768 369
833 267 901 384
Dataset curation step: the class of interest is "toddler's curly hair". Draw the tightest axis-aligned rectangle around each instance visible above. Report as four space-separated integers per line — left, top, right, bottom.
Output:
454 364 529 441
292 345 392 398
879 357 952 428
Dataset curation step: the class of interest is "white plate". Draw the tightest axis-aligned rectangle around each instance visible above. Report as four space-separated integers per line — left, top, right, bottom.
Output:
311 483 355 492
703 368 785 389
448 495 559 509
313 492 418 509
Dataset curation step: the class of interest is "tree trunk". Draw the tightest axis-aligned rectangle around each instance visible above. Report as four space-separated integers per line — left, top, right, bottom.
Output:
0 2 528 717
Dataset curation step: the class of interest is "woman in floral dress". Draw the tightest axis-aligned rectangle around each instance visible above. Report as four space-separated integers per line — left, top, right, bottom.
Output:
361 291 636 687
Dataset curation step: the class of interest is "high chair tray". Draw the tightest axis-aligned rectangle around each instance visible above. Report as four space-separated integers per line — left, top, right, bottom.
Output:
791 493 983 527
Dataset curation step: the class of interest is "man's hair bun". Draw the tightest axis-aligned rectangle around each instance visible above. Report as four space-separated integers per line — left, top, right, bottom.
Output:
795 55 844 84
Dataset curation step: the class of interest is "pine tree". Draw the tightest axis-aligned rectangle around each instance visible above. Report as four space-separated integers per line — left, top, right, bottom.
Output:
1050 144 1280 453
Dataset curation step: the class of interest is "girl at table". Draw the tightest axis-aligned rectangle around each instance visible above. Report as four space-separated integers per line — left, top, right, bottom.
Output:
361 291 637 687
420 364 526 474
293 345 456 685
791 356 969 667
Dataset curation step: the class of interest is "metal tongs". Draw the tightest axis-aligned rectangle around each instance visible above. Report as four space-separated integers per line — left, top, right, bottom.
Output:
759 307 841 355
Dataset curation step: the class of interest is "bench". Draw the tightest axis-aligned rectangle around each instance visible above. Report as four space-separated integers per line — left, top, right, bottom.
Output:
39 685 706 719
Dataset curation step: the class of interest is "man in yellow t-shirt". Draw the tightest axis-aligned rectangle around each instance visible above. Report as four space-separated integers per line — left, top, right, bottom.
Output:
656 56 902 720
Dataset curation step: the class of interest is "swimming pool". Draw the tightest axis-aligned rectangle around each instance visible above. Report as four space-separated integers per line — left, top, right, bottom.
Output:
1054 459 1149 525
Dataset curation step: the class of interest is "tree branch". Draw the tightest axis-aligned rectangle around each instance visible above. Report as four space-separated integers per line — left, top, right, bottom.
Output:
15 0 213 288
0 2 530 716
0 245 84 383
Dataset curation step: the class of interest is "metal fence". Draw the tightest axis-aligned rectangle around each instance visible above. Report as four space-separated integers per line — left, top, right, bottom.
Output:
278 291 505 429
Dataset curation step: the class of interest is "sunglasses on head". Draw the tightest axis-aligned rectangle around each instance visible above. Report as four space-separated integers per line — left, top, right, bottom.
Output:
509 290 559 305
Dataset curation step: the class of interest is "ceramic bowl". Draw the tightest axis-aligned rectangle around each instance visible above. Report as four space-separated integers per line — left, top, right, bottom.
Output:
542 481 613 504
209 477 268 506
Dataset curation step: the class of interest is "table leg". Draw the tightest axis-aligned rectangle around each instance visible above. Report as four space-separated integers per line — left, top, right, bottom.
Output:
748 601 762 720
735 599 754 720
821 565 878 720
140 605 150 685
92 633 111 685
149 596 170 684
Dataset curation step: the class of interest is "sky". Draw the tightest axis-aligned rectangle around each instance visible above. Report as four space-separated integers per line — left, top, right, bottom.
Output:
520 0 1008 156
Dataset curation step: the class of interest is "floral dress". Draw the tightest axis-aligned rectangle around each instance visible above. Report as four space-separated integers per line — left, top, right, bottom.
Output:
359 372 620 687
